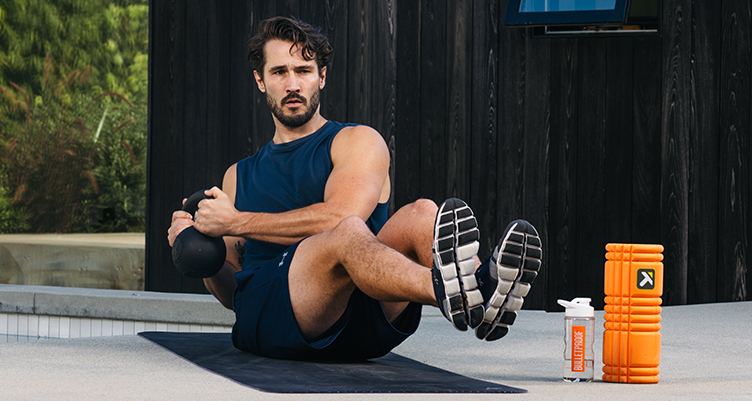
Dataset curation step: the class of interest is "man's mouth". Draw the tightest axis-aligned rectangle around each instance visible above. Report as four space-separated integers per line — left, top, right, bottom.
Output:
283 95 305 108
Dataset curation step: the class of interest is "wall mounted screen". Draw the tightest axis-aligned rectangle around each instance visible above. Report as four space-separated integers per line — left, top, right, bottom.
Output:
505 0 631 26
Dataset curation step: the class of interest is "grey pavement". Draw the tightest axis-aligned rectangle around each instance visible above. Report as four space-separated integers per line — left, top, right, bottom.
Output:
1 301 751 400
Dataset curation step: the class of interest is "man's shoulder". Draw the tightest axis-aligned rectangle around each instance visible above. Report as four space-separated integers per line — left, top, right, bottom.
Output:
331 124 388 160
335 123 381 139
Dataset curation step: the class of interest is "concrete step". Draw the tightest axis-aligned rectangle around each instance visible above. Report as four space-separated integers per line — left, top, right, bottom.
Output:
0 233 145 290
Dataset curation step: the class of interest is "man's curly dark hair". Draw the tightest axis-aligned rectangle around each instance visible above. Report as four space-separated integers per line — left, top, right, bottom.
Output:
247 17 333 78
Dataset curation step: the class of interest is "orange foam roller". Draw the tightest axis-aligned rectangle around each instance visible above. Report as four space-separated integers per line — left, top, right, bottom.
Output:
603 243 663 384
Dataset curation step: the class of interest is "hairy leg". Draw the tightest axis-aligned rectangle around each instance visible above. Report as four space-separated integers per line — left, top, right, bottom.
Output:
376 199 437 267
288 201 439 340
375 199 438 320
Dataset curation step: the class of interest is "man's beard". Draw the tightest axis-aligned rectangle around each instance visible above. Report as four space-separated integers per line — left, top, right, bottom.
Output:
267 90 320 128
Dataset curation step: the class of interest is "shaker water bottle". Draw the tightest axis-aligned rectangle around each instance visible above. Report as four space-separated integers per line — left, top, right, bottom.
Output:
557 297 595 382
603 243 663 383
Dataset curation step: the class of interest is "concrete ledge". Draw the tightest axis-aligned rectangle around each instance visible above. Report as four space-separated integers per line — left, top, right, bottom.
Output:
0 233 145 290
0 284 234 326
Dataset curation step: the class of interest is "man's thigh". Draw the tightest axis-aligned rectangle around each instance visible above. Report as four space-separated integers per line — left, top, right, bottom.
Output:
287 229 358 341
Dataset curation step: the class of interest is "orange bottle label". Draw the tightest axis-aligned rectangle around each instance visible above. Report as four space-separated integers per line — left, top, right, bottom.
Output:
572 325 586 372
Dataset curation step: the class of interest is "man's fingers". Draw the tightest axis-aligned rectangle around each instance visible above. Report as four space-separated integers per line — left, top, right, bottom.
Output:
172 210 193 222
205 186 227 200
168 209 197 247
167 218 195 246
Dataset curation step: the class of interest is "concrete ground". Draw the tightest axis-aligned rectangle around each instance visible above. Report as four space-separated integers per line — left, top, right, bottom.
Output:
1 301 750 400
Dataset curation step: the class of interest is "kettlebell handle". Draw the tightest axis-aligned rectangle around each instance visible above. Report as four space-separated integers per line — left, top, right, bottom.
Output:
183 189 212 215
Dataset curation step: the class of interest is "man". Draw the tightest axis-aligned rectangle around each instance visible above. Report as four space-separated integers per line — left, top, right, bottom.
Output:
168 17 542 361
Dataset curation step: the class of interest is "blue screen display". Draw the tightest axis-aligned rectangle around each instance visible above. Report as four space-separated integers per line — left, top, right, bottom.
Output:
519 0 617 12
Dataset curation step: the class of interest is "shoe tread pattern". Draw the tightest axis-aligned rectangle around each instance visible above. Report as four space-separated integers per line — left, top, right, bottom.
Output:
432 199 484 331
476 220 542 341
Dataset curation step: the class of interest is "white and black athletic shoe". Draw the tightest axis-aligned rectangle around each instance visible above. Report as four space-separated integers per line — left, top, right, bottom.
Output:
431 198 485 331
474 219 542 341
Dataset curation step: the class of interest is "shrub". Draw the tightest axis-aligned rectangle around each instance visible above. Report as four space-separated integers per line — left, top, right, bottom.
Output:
0 0 148 234
0 56 145 233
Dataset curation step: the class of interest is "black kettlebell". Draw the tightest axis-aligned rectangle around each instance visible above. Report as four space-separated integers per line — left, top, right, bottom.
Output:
171 189 227 278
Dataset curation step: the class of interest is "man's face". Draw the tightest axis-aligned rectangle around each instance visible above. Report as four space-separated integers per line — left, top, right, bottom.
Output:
254 39 326 128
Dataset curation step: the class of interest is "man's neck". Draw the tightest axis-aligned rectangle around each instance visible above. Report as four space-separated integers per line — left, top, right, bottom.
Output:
272 114 328 144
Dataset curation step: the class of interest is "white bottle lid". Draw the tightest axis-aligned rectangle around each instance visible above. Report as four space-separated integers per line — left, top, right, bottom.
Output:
557 298 595 318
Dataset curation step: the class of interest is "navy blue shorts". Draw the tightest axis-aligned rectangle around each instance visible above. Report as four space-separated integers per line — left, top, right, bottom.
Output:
231 241 423 361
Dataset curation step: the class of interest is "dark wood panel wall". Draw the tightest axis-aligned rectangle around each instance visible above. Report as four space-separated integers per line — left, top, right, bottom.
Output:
146 0 751 310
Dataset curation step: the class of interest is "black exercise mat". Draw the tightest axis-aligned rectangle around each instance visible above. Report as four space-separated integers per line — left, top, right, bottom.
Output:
139 331 525 394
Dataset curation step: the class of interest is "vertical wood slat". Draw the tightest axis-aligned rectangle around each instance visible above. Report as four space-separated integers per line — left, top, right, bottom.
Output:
631 37 663 246
146 0 186 293
496 11 526 263
496 4 552 310
276 0 300 20
372 0 398 136
688 0 721 304
521 33 550 310
372 0 398 215
419 0 448 202
445 0 472 200
470 0 499 259
392 1 427 207
347 0 374 125
718 0 751 302
661 0 692 305
547 38 578 307
183 0 210 194
747 1 752 304
176 0 232 294
574 38 607 307
394 0 421 207
227 0 255 161
602 38 635 304
603 38 634 246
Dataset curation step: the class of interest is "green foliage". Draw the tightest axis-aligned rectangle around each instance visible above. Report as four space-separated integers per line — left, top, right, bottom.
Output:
0 184 29 233
0 0 149 102
1 59 146 233
86 92 147 232
0 0 148 233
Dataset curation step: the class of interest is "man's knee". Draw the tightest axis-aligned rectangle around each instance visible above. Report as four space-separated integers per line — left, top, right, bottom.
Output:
332 215 373 239
396 198 438 223
407 198 438 217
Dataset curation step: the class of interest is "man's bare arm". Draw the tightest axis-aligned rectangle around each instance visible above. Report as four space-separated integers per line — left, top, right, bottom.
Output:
193 125 390 245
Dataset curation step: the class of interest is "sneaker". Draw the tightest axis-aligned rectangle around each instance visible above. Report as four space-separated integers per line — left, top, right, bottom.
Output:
431 198 485 331
475 220 542 341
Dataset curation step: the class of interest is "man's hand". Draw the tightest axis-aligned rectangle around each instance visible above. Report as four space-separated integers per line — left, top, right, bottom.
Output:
192 186 239 237
167 202 194 247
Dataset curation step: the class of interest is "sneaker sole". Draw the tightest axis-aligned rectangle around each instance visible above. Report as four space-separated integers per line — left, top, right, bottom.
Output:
432 198 484 331
476 220 542 341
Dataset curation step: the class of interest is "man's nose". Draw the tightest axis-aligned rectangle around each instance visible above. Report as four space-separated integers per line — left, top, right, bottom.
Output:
285 73 301 92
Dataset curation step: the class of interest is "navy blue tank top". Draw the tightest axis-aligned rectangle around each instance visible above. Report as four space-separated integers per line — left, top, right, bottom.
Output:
234 121 389 271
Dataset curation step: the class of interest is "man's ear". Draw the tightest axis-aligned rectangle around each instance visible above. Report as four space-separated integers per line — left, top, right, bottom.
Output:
253 70 266 93
319 66 327 90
